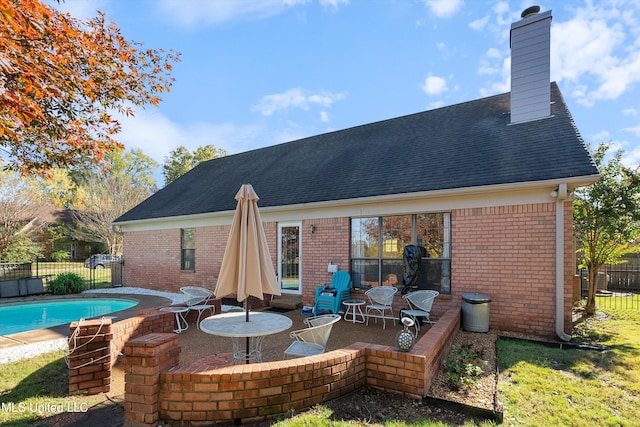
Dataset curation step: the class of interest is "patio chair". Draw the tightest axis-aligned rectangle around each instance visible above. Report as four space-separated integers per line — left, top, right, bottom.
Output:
400 290 439 334
365 286 398 329
313 270 351 314
283 314 341 359
180 286 216 330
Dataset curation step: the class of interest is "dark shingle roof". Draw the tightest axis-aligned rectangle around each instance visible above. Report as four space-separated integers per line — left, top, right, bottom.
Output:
115 83 597 223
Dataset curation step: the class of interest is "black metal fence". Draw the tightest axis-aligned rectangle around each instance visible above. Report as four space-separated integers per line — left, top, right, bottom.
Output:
578 262 640 311
0 258 123 294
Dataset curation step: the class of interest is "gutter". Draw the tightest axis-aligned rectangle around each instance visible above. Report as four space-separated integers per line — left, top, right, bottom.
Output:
554 183 572 342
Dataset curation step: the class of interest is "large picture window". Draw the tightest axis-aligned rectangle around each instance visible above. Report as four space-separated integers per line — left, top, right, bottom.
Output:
181 228 195 271
350 213 451 294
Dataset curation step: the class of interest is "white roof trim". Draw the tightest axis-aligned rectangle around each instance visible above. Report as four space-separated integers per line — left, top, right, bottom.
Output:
115 175 599 232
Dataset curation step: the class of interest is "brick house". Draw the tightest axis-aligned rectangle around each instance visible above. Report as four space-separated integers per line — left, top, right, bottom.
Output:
114 8 599 340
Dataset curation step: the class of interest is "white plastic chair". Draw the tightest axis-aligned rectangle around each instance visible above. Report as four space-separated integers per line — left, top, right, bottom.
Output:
283 314 341 359
180 286 215 330
364 286 398 329
400 290 439 334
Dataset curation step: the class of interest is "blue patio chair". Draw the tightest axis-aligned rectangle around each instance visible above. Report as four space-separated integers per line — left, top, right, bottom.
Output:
313 270 352 314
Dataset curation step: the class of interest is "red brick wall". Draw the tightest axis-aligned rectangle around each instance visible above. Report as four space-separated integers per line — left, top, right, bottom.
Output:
68 310 175 396
122 201 573 337
446 202 562 337
68 319 113 395
301 217 351 306
121 307 461 425
123 223 278 295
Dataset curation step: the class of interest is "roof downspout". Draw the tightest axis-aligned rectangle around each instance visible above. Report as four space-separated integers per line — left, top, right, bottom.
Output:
554 183 571 342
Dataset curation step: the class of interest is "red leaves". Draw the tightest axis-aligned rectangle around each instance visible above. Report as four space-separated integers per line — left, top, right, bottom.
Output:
0 0 180 176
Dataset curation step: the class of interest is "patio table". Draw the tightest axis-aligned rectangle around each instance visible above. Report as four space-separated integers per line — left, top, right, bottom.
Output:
200 311 292 364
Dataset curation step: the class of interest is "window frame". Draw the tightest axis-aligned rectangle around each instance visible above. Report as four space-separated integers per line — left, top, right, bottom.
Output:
181 228 195 271
350 213 451 294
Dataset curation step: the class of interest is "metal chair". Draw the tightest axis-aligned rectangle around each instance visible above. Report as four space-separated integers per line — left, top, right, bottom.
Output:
283 314 341 359
313 270 351 314
400 290 439 334
180 286 215 330
364 286 398 329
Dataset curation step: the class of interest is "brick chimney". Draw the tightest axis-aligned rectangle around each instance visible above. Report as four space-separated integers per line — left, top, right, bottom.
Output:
510 6 552 123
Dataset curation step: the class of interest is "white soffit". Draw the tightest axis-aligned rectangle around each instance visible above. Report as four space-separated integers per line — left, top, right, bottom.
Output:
115 177 596 232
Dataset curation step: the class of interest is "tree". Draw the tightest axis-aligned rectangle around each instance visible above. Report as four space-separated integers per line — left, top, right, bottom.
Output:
573 143 640 315
0 0 179 176
71 174 149 255
69 148 158 254
0 166 43 259
162 144 228 186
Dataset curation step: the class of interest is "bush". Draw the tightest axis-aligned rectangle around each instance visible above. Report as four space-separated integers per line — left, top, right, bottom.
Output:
443 344 487 391
50 250 70 262
47 272 86 295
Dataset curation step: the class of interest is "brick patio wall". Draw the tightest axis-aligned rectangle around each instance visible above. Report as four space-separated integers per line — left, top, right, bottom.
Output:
68 318 114 395
68 308 177 395
121 306 461 426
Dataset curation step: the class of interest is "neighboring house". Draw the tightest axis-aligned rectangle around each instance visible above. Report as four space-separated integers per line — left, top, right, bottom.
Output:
114 8 599 339
19 207 93 261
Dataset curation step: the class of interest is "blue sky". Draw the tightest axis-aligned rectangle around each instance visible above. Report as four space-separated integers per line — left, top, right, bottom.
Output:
53 0 640 187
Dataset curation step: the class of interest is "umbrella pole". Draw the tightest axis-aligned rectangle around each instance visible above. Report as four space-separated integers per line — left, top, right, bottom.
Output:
245 298 250 364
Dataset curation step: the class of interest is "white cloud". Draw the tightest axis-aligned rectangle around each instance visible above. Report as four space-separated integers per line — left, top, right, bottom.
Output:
622 143 640 167
478 48 505 76
251 88 346 116
469 15 490 31
623 108 638 116
550 2 640 107
116 109 263 164
319 0 348 9
320 111 329 122
624 125 640 137
422 0 463 18
589 130 611 143
46 0 102 19
158 0 308 27
420 75 448 96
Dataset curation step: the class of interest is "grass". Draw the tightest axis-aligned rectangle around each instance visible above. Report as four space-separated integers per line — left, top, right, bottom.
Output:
1 301 638 426
0 351 110 426
497 306 640 426
33 261 114 289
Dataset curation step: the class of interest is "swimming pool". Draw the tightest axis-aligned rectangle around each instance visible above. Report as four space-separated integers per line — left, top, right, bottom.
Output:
0 298 138 336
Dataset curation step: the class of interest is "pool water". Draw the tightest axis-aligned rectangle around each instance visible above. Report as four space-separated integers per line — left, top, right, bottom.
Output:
0 298 138 336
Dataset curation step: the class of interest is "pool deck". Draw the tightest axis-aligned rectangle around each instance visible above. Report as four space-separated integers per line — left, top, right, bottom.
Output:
0 293 172 351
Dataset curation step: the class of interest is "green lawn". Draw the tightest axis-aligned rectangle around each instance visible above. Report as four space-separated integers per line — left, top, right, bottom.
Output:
33 262 113 289
0 351 110 426
497 305 640 426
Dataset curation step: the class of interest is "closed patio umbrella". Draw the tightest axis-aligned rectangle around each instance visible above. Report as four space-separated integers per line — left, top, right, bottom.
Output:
214 184 281 321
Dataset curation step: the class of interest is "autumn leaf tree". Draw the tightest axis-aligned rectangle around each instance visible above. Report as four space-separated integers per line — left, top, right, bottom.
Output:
574 143 640 315
162 144 228 186
0 0 179 176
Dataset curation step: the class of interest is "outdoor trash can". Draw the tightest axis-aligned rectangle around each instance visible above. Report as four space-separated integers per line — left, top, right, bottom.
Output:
461 292 491 332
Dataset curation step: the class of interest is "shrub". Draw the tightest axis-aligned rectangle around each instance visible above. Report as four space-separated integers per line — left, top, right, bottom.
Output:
443 344 487 391
47 272 86 295
50 250 70 262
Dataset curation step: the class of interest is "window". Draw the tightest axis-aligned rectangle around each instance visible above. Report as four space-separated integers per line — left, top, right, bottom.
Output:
350 213 451 294
181 228 195 271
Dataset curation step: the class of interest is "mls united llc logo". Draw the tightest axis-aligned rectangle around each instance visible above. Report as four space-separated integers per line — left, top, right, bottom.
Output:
1 401 89 413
